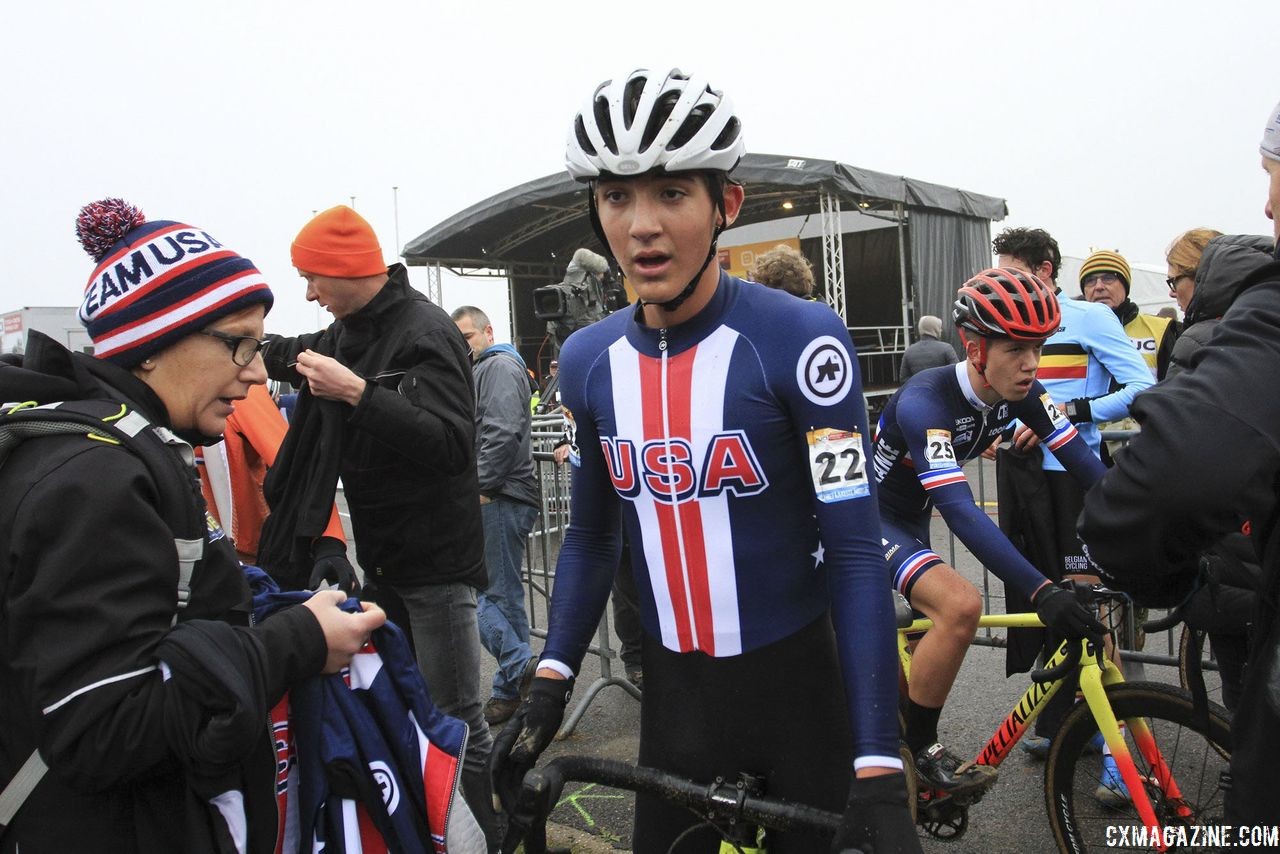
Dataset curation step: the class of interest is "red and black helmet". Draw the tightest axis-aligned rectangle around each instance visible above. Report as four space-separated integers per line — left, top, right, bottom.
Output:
953 267 1060 341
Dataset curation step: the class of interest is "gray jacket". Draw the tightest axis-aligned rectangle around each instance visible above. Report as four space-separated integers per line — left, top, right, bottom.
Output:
472 343 540 507
899 336 959 382
1168 234 1276 379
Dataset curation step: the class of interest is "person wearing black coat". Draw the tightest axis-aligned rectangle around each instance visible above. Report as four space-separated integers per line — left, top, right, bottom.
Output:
0 200 380 853
1079 101 1280 826
261 206 498 847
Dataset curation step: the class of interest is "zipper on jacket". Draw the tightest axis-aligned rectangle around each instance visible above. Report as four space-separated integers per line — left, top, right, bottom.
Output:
659 327 701 652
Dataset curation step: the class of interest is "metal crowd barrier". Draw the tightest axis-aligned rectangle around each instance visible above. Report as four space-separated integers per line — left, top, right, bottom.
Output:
525 417 639 736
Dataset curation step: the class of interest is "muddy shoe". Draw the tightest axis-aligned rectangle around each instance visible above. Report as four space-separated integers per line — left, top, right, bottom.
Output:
483 696 520 726
914 742 998 797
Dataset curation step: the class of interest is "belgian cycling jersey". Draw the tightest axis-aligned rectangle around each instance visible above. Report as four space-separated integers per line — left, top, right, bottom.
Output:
1034 298 1151 471
874 362 1106 597
542 272 899 767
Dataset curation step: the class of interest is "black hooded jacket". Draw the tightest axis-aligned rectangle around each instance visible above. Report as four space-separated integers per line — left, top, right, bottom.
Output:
1078 244 1280 823
262 265 486 590
0 333 326 852
1167 234 1276 379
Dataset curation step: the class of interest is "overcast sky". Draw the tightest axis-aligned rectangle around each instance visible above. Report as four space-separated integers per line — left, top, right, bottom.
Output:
3 0 1275 341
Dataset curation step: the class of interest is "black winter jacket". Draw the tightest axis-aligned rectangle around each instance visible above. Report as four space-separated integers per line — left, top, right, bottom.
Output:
1079 247 1280 824
263 265 486 589
0 333 326 853
1167 234 1275 379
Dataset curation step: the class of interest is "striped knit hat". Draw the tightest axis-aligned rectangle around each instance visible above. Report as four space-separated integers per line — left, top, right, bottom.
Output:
1079 249 1132 296
1263 100 1280 163
76 199 273 367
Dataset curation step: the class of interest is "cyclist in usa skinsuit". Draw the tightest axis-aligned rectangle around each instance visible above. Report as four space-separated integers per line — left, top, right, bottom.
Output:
491 68 919 854
874 268 1107 797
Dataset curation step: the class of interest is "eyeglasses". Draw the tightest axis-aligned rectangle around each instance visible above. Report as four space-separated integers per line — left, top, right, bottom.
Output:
1082 272 1122 288
1166 273 1192 295
200 329 269 366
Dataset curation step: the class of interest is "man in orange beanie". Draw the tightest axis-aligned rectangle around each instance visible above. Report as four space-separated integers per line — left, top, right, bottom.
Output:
260 205 497 845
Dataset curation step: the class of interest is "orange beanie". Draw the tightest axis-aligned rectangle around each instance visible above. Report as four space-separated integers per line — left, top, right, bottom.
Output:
290 205 386 278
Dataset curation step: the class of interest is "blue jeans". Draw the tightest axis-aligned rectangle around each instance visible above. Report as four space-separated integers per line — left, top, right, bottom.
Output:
376 579 497 844
478 497 539 699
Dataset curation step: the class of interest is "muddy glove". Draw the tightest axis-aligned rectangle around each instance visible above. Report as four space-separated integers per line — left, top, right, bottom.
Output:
1034 582 1106 639
831 773 920 853
308 536 360 595
490 675 573 816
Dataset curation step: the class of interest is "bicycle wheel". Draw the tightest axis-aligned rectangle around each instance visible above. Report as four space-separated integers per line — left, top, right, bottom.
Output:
1044 682 1232 853
1178 626 1223 709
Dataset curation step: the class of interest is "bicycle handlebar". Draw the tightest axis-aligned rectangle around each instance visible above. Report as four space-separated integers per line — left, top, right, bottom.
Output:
1140 606 1184 634
506 756 843 854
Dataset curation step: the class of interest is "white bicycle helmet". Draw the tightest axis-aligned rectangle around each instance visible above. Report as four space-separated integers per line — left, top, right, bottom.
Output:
565 68 745 181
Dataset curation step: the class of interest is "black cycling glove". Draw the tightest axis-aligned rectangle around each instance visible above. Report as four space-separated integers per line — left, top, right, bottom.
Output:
1063 398 1093 424
490 675 574 816
1033 582 1106 639
831 772 921 853
308 536 360 595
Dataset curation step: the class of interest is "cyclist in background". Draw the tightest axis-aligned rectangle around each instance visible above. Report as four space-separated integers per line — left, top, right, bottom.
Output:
873 269 1107 794
492 68 917 853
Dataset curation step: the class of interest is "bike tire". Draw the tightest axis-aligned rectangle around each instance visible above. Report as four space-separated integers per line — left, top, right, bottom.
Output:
1177 626 1223 710
1043 682 1232 854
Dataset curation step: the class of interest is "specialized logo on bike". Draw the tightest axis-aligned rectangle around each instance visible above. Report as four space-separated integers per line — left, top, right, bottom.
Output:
599 432 768 502
806 427 869 502
795 336 853 406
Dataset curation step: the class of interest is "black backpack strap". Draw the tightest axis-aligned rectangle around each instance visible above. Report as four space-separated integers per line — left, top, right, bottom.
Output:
0 401 206 619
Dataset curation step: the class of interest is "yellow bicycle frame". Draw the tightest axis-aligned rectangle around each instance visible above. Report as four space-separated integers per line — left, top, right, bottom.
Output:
900 611 1188 850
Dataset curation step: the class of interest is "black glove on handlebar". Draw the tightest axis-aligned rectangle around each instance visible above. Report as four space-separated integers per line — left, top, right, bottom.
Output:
1033 582 1106 639
307 536 360 595
831 772 921 854
490 675 574 817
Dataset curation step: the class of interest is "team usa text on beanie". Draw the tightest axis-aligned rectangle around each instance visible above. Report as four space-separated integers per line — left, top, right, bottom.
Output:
76 198 274 368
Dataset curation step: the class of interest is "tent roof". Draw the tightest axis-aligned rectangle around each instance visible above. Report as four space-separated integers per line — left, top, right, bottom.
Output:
403 153 1007 270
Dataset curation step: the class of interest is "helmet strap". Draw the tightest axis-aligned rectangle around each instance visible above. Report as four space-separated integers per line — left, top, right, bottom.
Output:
958 329 993 388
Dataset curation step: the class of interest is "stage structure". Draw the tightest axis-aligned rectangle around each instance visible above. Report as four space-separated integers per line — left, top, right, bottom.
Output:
402 153 1006 396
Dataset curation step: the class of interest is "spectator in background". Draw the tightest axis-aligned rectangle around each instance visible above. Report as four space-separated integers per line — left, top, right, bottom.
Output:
537 359 562 415
1079 97 1280 827
749 243 815 298
452 305 541 726
1165 231 1274 379
260 206 498 844
1165 228 1223 316
1079 249 1177 381
898 314 959 382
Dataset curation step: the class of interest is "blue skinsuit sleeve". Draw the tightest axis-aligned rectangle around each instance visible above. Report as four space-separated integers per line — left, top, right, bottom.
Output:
896 393 1049 599
540 347 622 675
1079 306 1153 423
783 311 901 768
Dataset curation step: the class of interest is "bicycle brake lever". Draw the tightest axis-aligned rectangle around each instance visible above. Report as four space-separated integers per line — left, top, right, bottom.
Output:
1030 638 1082 684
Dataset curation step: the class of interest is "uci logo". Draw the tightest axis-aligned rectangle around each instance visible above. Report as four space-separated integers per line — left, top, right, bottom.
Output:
369 760 400 813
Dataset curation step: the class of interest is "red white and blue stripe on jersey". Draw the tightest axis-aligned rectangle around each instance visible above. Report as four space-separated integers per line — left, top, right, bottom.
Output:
1043 421 1079 453
543 273 901 767
893 547 940 594
919 466 967 491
